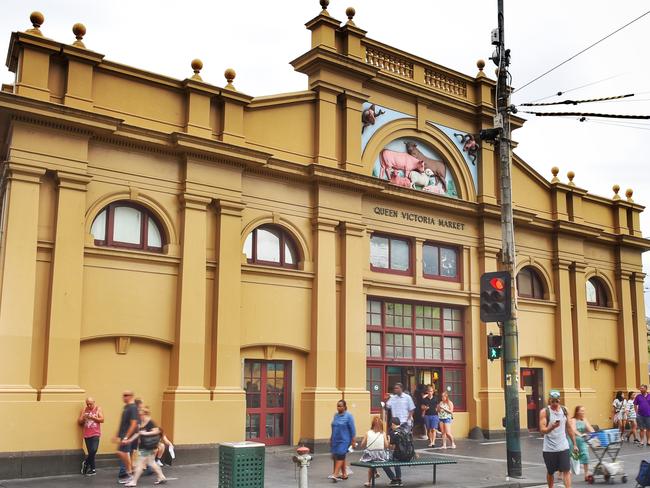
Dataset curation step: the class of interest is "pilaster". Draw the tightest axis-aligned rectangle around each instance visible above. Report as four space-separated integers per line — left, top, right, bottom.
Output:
340 90 367 172
40 171 91 400
551 257 577 393
569 261 591 392
7 32 60 102
314 83 342 167
614 267 637 391
339 221 370 423
0 163 45 398
61 45 104 110
631 273 649 385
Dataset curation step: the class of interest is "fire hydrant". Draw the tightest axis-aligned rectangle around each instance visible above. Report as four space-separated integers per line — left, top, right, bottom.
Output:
292 446 312 488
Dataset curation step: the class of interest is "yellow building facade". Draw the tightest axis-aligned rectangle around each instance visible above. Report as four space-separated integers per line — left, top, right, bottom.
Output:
0 6 648 476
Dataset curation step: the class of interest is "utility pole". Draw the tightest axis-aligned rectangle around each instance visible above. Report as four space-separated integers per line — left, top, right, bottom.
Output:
495 0 522 478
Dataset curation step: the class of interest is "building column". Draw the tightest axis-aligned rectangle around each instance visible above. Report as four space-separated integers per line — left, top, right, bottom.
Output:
614 268 637 391
551 258 577 398
632 272 649 386
40 172 91 401
339 222 370 425
569 261 593 398
211 199 246 441
0 163 45 398
301 217 340 446
162 193 212 443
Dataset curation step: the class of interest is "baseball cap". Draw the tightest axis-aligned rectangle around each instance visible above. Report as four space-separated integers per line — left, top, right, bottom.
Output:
549 390 561 399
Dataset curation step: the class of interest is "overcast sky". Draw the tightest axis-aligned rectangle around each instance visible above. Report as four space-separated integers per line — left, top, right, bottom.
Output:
1 1 649 308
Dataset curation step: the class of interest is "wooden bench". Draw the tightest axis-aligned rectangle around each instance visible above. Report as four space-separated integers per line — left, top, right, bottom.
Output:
351 456 457 486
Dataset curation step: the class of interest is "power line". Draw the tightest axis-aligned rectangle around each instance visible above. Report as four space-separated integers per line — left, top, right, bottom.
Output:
525 73 627 103
514 9 650 94
580 119 650 131
522 111 650 120
519 93 633 107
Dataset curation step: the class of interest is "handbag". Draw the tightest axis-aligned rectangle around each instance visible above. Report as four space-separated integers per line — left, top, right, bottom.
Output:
570 452 581 475
139 432 161 450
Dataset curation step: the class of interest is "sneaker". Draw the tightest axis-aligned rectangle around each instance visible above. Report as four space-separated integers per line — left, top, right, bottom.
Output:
153 480 167 485
119 476 134 484
389 480 402 487
156 459 164 466
81 460 87 475
86 469 97 476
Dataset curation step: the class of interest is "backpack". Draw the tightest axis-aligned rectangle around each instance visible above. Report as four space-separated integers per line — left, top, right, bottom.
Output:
392 429 415 462
637 460 650 486
544 406 567 427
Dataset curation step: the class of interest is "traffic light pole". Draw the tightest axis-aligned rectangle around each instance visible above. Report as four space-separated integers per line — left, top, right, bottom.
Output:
496 0 522 478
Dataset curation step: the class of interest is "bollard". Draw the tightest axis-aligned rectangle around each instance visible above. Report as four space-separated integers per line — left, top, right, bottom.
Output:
292 446 312 488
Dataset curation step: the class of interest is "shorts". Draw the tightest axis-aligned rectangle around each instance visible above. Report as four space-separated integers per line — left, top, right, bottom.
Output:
543 450 570 475
118 441 134 454
332 453 347 461
638 415 650 430
439 418 452 424
424 415 440 430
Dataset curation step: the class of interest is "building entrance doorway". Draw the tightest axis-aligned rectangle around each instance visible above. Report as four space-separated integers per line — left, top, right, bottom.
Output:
385 366 442 396
521 367 543 430
244 360 290 445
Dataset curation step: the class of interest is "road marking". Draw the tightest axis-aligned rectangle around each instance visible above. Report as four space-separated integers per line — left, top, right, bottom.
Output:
480 441 506 445
421 450 545 466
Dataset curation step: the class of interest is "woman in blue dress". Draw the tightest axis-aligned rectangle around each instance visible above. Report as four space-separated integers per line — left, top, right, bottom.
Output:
329 399 356 482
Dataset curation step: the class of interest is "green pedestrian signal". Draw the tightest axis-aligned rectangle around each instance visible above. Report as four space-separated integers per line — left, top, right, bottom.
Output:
487 333 502 361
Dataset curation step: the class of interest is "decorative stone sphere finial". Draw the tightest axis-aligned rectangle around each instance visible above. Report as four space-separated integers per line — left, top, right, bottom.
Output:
477 59 485 71
567 170 575 186
612 184 621 200
27 11 45 36
625 188 634 202
320 0 330 14
191 58 203 81
345 7 356 23
224 68 236 90
72 23 86 48
550 166 560 183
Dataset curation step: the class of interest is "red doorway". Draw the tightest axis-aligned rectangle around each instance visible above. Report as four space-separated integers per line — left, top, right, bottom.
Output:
521 367 543 430
244 360 290 445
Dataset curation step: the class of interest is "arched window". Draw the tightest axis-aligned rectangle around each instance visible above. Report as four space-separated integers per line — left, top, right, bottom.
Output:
516 266 545 299
91 201 165 252
243 225 298 268
586 277 608 307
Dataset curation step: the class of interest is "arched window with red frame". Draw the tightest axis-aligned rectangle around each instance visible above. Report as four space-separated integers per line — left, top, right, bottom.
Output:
90 201 165 252
516 266 545 299
243 225 299 269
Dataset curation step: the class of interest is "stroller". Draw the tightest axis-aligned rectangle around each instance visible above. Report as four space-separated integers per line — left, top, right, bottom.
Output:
585 429 627 484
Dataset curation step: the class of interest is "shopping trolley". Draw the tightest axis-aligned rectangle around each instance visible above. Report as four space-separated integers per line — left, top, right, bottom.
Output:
586 429 627 484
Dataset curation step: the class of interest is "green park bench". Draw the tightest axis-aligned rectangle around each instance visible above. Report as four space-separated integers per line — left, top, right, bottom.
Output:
351 456 458 486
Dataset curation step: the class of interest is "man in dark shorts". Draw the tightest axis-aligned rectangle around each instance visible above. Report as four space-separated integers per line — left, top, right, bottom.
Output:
115 390 139 484
634 384 650 446
539 390 578 488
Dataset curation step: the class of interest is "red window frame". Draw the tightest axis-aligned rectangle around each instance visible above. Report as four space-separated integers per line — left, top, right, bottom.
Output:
92 201 164 252
365 297 466 412
422 242 460 282
370 233 413 276
246 225 299 269
516 266 545 299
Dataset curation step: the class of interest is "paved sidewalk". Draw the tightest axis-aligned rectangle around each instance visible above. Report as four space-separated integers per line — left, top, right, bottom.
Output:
1 434 646 487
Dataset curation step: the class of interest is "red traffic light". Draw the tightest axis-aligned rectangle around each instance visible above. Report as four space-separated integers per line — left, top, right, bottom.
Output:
489 277 505 291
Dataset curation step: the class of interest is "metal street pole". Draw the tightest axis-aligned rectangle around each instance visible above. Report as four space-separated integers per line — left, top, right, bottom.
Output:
496 0 522 478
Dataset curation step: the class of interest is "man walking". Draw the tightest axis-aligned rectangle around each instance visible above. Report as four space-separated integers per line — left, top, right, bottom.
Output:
115 390 139 484
634 384 650 446
386 383 415 431
539 390 578 488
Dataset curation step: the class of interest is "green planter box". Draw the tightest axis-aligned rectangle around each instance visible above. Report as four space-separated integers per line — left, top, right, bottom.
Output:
218 441 265 488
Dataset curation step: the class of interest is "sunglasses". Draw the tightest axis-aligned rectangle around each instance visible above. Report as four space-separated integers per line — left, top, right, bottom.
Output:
550 398 560 403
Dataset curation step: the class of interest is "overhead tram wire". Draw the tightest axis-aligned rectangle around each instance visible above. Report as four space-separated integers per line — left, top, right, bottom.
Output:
514 9 650 95
580 119 650 131
519 93 634 107
525 73 627 103
522 111 650 120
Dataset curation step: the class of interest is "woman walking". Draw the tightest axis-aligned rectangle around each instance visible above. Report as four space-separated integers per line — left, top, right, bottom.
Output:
612 391 625 430
329 399 356 482
123 406 167 486
421 385 440 447
78 397 104 476
625 391 640 443
359 416 389 487
438 390 456 449
569 405 595 481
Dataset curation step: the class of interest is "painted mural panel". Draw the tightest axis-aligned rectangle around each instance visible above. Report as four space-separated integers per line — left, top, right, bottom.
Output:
371 137 458 198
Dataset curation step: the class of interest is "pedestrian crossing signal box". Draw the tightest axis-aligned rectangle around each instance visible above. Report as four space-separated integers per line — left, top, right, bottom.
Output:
480 271 512 322
487 333 502 361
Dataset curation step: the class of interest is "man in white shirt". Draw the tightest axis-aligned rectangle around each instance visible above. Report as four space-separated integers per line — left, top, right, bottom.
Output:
386 383 415 431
